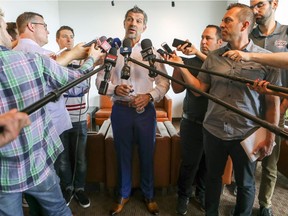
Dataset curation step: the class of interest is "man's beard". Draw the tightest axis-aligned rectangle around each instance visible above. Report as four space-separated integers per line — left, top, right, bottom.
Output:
256 17 266 25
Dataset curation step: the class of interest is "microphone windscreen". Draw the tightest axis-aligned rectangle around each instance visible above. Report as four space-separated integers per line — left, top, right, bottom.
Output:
109 47 118 56
112 38 121 49
141 38 153 49
123 38 132 48
99 36 107 42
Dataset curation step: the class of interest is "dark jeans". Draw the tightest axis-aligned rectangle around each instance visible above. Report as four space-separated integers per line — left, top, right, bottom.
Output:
56 120 88 190
177 118 206 200
203 129 256 216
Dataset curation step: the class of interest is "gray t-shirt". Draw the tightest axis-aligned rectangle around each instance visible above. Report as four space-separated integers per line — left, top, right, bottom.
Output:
250 22 288 87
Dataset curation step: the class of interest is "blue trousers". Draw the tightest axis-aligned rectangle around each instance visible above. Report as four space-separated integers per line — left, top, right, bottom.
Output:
111 102 156 199
203 129 256 216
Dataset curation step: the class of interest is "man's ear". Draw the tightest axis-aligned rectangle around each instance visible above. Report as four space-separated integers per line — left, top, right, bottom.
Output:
218 39 223 46
241 21 250 32
27 22 34 32
271 0 278 10
142 24 147 33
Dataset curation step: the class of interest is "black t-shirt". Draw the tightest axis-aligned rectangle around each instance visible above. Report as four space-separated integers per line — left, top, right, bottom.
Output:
181 56 208 121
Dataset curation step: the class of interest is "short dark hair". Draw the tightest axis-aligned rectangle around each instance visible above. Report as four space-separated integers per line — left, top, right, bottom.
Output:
124 5 148 25
206 24 222 40
56 25 74 39
16 12 43 34
227 3 255 33
6 22 18 41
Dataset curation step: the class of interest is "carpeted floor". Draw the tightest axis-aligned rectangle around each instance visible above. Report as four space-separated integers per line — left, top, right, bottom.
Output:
65 163 288 216
23 119 288 215
23 166 288 216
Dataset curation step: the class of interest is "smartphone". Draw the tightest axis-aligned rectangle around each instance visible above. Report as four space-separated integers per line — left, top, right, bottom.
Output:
157 48 169 57
172 38 192 48
161 42 173 54
83 39 97 47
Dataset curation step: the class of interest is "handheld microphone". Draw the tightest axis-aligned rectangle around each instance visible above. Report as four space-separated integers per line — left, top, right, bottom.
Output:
120 38 132 60
141 39 157 78
112 38 122 49
120 38 132 79
98 47 118 95
99 37 113 53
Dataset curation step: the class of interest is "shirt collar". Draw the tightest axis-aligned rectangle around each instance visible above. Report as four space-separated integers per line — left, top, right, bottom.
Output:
225 39 254 52
251 21 282 37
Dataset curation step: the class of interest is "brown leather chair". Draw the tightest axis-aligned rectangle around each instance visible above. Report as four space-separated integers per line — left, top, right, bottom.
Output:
95 94 172 126
163 121 233 186
104 122 171 189
86 119 111 183
95 95 112 126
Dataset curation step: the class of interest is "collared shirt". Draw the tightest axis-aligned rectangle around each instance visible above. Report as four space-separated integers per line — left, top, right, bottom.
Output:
95 41 170 103
250 21 288 87
198 40 281 140
14 38 71 135
0 46 95 192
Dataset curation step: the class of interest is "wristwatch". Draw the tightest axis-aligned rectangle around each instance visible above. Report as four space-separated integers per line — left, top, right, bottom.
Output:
146 93 154 102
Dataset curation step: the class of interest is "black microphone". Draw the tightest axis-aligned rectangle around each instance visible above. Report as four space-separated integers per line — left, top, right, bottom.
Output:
141 38 157 78
98 47 118 95
120 38 132 79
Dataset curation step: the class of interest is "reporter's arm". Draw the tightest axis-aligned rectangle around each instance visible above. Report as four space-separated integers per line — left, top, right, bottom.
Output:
0 109 31 147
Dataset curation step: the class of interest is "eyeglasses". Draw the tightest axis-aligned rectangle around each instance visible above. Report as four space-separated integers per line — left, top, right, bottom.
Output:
31 22 48 30
250 1 271 10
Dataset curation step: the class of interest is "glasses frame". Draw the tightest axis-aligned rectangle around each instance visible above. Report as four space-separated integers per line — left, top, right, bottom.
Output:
31 22 48 30
250 1 272 10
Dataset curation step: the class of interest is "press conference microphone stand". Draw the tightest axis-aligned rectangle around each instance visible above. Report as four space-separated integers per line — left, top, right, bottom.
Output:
20 64 106 115
127 56 288 140
154 58 288 95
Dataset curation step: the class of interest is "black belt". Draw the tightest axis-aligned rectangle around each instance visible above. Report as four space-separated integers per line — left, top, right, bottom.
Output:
182 113 203 124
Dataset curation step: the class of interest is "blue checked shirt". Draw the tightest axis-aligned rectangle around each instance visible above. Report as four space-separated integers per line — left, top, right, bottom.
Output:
0 46 95 192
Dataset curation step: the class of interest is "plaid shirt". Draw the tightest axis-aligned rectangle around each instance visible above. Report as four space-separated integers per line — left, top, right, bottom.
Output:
0 46 95 192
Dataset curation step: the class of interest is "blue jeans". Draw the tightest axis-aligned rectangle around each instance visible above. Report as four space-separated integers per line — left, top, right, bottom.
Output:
203 129 256 216
177 118 206 200
56 120 88 190
0 168 72 216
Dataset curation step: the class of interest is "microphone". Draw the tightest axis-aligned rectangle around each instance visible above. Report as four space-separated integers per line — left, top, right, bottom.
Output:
112 38 121 49
98 47 118 95
141 38 157 78
120 38 132 60
120 38 132 79
99 37 113 53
